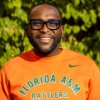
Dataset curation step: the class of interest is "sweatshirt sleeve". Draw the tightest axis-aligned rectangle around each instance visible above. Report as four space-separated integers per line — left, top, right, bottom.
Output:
87 62 100 100
0 68 11 100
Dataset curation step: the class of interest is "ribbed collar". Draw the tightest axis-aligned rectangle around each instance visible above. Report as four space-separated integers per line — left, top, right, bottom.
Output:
28 48 67 62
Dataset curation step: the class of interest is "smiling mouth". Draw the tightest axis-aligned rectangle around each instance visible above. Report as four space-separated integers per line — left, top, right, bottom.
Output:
38 37 53 43
40 37 51 40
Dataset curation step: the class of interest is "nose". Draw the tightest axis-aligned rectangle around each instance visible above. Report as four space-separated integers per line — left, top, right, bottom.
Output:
40 24 49 33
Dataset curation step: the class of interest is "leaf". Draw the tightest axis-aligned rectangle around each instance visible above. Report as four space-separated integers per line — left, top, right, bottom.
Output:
98 12 100 18
5 43 11 50
2 32 9 41
72 25 80 34
65 12 71 19
11 8 27 22
81 13 90 23
64 24 72 34
81 0 85 4
23 37 30 46
74 0 80 6
0 57 7 68
13 0 22 8
97 52 100 62
85 21 92 28
65 28 72 34
90 10 97 24
89 51 93 58
60 41 71 49
78 42 84 51
91 17 97 24
81 25 87 31
14 48 20 55
5 0 22 9
71 9 79 20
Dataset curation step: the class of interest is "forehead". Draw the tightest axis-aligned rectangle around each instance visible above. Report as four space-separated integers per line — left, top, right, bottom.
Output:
29 4 61 21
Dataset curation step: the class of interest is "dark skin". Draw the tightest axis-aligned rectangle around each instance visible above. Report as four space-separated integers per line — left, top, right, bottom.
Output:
27 4 64 57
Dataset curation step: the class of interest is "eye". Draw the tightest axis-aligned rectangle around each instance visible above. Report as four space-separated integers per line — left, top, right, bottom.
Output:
30 20 43 29
48 20 60 25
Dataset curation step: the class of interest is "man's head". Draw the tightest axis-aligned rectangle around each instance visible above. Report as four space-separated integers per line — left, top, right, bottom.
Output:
27 2 64 56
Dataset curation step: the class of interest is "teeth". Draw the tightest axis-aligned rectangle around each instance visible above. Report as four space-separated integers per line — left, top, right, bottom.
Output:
40 38 51 40
38 37 52 43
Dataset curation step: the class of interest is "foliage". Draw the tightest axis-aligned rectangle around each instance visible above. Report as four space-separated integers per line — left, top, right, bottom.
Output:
0 0 100 68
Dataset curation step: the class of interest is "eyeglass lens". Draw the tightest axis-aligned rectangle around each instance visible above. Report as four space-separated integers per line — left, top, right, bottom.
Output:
30 20 61 30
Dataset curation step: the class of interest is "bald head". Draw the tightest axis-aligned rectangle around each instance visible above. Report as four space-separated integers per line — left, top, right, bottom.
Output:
28 3 62 21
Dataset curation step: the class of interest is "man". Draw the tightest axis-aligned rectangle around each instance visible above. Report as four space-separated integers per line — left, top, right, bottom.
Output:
0 2 100 100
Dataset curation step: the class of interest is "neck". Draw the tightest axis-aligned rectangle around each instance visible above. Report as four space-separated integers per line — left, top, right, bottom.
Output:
33 47 62 57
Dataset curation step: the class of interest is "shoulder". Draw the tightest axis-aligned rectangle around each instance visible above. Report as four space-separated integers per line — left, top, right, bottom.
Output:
0 50 33 79
2 50 33 71
63 48 92 59
63 49 100 74
63 48 98 67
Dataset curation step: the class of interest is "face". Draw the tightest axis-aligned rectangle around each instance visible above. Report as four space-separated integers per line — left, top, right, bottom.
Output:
27 4 64 56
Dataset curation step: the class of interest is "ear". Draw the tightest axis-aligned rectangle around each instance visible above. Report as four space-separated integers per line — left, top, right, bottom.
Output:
61 25 64 38
25 25 28 33
25 25 29 37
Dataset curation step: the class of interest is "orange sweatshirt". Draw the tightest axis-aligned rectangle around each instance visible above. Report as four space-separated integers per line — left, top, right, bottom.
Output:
0 48 100 100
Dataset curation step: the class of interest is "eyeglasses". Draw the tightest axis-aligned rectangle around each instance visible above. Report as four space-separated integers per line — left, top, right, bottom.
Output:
29 19 62 30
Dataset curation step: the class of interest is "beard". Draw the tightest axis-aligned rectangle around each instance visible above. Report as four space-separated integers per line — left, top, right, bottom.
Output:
28 34 62 56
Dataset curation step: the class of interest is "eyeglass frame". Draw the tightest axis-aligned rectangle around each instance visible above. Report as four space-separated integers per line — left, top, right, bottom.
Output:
28 19 62 30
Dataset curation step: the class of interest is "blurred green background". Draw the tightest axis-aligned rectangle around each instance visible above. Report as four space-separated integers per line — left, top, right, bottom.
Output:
0 0 100 68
